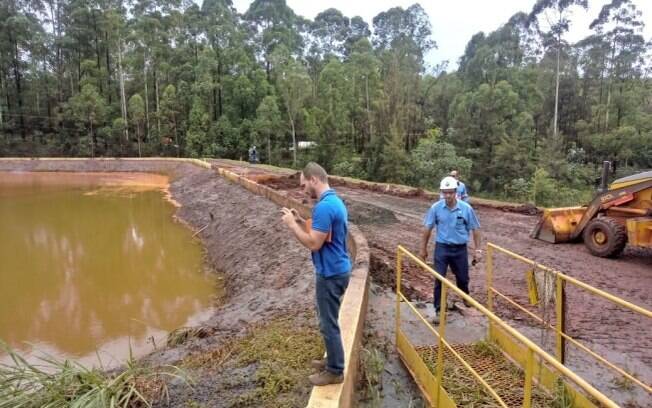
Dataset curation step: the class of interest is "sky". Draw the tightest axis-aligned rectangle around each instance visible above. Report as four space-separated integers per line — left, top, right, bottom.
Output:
230 0 652 70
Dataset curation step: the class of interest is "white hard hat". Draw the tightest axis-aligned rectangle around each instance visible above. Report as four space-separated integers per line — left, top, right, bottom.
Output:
440 176 458 190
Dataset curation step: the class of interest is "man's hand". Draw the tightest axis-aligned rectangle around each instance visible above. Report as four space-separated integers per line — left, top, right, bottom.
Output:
419 249 428 261
472 249 482 265
290 208 305 224
281 207 297 228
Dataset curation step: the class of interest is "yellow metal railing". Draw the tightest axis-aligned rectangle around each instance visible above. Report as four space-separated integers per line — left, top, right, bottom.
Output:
395 244 619 408
486 242 652 395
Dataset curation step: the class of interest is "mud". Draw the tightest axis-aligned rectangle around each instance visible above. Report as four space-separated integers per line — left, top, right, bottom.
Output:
0 159 317 407
212 161 652 407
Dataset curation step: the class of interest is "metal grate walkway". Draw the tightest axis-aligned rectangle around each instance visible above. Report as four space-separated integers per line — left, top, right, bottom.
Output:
416 343 557 407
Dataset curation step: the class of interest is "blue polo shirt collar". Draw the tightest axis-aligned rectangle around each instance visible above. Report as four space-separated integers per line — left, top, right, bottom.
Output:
319 189 335 201
444 201 461 212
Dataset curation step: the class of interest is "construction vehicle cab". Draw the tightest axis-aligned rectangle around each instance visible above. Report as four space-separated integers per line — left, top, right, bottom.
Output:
532 163 652 257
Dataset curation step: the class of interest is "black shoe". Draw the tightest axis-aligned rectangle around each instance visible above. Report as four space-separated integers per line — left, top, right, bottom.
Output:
432 310 441 325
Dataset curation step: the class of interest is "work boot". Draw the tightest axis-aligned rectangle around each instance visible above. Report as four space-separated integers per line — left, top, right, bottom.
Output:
432 310 441 325
309 370 344 386
311 358 326 371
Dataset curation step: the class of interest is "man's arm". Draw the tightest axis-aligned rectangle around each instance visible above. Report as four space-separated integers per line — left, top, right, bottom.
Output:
420 227 433 260
472 229 481 251
460 183 469 202
471 229 482 262
282 207 328 251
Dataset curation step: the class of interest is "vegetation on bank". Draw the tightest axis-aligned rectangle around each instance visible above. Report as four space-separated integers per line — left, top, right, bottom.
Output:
181 317 322 408
0 342 188 407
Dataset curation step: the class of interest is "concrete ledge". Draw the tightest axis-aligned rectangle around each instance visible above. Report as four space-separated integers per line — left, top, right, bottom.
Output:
213 165 371 408
0 156 212 169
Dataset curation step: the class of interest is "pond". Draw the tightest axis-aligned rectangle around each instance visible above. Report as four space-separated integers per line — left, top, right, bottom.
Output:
0 172 217 367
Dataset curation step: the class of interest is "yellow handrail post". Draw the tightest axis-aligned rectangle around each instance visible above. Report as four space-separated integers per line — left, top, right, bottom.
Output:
396 249 403 345
523 348 534 408
555 274 566 364
486 244 494 338
435 284 448 405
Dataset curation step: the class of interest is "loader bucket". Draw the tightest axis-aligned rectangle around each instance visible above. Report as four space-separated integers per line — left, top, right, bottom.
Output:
530 207 587 243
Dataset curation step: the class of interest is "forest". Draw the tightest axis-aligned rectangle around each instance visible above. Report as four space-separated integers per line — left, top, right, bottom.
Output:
1 0 650 205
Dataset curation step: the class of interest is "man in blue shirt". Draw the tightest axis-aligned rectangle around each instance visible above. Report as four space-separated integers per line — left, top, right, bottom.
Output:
248 145 258 164
420 176 482 324
281 162 351 386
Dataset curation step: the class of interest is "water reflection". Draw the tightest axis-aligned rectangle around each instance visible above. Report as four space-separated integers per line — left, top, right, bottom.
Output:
0 172 216 366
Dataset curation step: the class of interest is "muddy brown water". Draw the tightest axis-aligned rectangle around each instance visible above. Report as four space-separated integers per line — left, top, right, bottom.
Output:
0 172 217 367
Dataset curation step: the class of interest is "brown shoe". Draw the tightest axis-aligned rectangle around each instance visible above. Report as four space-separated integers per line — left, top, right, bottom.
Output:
309 370 344 386
311 359 326 370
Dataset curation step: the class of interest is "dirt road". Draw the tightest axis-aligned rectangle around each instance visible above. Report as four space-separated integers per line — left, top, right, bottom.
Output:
213 160 652 406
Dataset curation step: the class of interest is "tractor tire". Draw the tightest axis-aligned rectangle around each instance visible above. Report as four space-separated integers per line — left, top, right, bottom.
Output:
582 217 628 258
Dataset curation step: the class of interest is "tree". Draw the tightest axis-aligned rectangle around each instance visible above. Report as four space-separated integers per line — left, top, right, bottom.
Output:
273 48 311 167
450 80 519 190
185 96 210 158
372 4 436 62
160 84 180 156
408 128 472 191
308 8 350 59
379 124 408 183
244 0 302 78
68 84 106 157
528 0 588 139
128 94 145 157
589 0 648 131
254 95 283 164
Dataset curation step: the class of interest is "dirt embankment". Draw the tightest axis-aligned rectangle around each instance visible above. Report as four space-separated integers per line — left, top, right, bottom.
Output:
0 159 320 406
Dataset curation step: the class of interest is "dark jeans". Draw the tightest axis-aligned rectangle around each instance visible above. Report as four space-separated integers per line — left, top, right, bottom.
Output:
433 243 469 311
315 273 350 375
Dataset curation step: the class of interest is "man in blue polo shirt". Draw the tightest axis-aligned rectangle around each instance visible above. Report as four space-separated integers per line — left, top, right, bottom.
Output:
281 162 351 386
420 176 482 324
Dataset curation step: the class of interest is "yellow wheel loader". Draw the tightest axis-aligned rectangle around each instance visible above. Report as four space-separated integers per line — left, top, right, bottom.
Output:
531 162 652 257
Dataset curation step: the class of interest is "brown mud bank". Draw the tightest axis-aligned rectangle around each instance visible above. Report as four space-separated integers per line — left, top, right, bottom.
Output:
0 159 321 407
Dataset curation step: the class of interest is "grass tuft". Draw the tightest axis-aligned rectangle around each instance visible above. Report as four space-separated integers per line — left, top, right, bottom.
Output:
0 342 190 408
167 326 213 347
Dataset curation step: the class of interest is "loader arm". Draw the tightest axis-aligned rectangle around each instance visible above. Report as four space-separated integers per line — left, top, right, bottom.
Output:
569 179 652 241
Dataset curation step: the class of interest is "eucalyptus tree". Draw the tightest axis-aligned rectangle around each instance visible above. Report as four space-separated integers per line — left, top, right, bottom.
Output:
527 0 588 139
68 83 106 157
253 94 283 164
244 0 303 79
589 0 648 130
271 46 311 166
128 93 145 156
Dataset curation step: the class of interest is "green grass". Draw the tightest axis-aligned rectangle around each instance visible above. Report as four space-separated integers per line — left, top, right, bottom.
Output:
181 317 322 408
229 318 323 407
0 342 189 408
358 347 385 406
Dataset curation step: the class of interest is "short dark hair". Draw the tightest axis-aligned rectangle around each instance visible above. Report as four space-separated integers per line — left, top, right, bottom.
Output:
302 162 328 182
